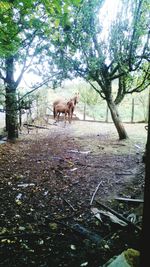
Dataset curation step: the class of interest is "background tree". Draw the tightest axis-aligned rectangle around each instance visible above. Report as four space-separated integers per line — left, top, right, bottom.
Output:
52 0 150 139
0 0 81 140
0 82 5 108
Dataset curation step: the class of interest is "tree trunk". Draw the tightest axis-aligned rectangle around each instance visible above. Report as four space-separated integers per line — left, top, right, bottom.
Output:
140 94 150 267
19 109 22 129
5 56 18 140
107 97 128 140
5 87 18 140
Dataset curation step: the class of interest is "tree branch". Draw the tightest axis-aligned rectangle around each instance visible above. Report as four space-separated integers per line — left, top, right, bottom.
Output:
15 32 38 88
128 0 143 70
127 66 150 94
18 72 62 102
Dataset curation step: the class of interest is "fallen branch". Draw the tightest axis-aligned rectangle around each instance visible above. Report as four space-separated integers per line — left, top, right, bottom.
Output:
23 123 49 129
95 200 141 232
62 198 77 212
90 181 103 205
113 143 126 146
115 197 144 203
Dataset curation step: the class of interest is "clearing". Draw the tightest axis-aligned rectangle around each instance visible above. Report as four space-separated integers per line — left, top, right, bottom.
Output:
0 120 147 267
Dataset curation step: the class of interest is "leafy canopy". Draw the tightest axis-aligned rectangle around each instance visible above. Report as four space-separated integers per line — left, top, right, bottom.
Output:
50 0 150 103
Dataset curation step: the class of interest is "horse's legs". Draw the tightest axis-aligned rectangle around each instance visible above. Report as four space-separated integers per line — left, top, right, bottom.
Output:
68 111 71 124
56 111 60 123
71 106 74 121
64 111 69 125
53 106 56 119
58 112 61 122
53 107 59 124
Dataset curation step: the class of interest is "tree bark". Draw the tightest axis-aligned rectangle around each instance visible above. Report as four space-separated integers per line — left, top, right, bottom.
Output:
96 77 128 140
5 56 18 140
5 87 18 140
107 97 128 140
140 93 150 267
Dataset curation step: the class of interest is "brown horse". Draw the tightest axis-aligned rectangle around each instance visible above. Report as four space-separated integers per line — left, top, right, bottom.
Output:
53 93 79 122
54 99 74 124
70 93 79 120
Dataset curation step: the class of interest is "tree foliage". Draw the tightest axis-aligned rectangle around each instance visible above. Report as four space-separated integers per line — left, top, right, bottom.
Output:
0 0 81 84
0 0 82 139
50 0 150 139
0 0 149 140
53 0 150 98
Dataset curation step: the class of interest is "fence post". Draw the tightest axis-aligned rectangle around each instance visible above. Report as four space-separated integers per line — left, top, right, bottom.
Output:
105 105 109 122
131 98 134 123
83 103 86 120
18 93 22 130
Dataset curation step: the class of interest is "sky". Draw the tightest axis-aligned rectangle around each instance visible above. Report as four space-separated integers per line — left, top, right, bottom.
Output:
100 0 120 40
101 0 120 19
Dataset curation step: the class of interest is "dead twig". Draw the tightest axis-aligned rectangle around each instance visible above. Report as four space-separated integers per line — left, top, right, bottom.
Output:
90 181 103 206
62 197 77 211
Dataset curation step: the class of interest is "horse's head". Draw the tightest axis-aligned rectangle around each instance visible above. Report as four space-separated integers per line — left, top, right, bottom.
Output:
73 92 80 105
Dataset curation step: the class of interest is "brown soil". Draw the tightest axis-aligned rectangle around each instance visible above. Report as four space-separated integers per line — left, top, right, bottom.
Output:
0 120 147 267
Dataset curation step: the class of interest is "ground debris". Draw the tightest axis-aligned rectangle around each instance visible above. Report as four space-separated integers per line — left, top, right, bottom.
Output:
95 201 141 232
70 223 103 245
0 122 146 266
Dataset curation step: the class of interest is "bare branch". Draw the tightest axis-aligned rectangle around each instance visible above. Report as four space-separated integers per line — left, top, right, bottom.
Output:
18 72 62 102
87 79 106 100
15 32 38 88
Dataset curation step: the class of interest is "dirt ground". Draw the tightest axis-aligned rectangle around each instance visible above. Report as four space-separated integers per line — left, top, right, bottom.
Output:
0 119 147 267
